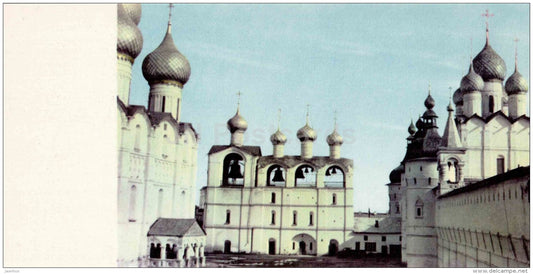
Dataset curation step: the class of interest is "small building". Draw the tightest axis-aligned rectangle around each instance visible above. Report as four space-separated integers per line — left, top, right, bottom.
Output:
351 212 402 256
146 218 206 268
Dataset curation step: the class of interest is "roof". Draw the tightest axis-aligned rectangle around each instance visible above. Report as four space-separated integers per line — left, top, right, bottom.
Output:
147 218 206 237
179 122 199 140
208 145 262 156
353 216 401 234
257 155 353 169
438 166 530 199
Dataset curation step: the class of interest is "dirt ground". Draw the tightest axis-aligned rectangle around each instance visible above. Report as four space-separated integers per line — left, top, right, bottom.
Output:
204 253 404 268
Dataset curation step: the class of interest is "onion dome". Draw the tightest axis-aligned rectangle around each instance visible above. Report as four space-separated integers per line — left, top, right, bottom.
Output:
297 123 317 142
424 93 435 109
327 129 343 146
120 3 142 25
460 63 484 92
227 110 248 133
505 69 529 95
415 116 424 129
473 44 506 81
408 120 416 135
270 129 287 145
117 4 143 60
389 165 404 183
447 101 454 112
453 88 463 105
142 24 191 86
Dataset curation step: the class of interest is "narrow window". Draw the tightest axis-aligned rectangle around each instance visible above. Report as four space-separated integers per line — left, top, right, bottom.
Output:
128 185 137 222
176 99 180 118
428 178 431 185
157 189 163 218
489 96 494 113
364 235 368 241
161 96 166 112
382 236 386 242
332 194 337 205
309 212 314 226
271 211 276 225
497 157 505 175
420 166 423 171
225 210 231 224
293 211 297 225
293 242 295 250
164 123 167 130
310 242 313 251
271 192 276 204
415 199 424 218
414 178 417 185
134 124 141 151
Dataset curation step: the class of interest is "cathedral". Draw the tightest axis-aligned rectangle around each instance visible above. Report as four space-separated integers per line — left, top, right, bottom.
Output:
116 4 206 267
200 108 354 255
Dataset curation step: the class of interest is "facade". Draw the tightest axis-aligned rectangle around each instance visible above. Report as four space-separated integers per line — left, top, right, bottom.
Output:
391 24 529 267
116 4 204 266
201 110 354 256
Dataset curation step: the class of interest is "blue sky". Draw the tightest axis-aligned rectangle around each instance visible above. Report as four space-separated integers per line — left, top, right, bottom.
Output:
129 3 529 213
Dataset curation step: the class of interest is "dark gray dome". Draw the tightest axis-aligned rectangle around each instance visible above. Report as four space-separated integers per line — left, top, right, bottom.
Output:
408 120 416 135
120 3 142 25
460 64 484 92
505 70 529 95
424 94 435 109
142 25 191 85
453 88 463 105
117 4 143 60
473 44 507 81
389 165 404 183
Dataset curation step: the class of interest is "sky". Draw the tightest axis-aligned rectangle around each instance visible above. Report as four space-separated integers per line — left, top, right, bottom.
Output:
128 3 529 213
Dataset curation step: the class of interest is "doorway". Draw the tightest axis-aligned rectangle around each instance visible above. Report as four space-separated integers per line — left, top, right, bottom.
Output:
299 241 306 255
224 240 231 254
269 239 276 255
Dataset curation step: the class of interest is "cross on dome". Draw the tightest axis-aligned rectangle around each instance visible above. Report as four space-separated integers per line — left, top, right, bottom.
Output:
482 9 494 44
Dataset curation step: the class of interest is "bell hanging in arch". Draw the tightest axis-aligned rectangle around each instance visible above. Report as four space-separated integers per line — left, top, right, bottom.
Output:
304 167 309 173
295 168 305 179
326 169 331 176
331 167 337 175
228 160 243 179
272 167 285 182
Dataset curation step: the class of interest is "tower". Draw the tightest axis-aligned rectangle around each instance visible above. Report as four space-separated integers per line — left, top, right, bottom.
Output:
117 3 143 105
142 4 191 122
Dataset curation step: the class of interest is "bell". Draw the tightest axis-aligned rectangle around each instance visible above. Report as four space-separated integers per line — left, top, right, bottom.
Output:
304 167 309 173
228 160 243 179
272 168 285 182
295 168 305 179
331 168 337 175
326 169 331 176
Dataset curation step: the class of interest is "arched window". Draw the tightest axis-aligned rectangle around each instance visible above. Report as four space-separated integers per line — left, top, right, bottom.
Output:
295 165 316 187
225 210 231 224
157 189 163 218
447 159 459 183
309 212 314 226
332 194 337 205
293 211 297 225
222 153 245 187
271 211 276 225
128 185 137 222
161 96 166 112
489 96 494 113
497 156 505 175
325 166 345 188
134 124 141 152
267 165 286 187
271 192 276 204
415 199 424 218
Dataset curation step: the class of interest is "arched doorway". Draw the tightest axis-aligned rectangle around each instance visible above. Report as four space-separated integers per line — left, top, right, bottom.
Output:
328 239 339 256
268 238 276 255
224 240 231 254
299 241 306 255
292 233 316 255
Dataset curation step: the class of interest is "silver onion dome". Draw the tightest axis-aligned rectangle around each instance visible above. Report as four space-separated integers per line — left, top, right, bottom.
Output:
460 63 484 93
270 129 287 145
505 70 529 95
120 3 142 25
453 88 463 105
142 24 191 85
326 129 343 146
227 111 248 133
473 44 507 81
297 124 317 142
117 4 143 60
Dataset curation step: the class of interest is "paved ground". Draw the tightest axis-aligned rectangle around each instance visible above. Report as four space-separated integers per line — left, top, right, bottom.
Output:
204 253 404 268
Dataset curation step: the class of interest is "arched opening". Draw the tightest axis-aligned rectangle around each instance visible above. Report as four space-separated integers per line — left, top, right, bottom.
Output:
271 210 276 225
161 96 166 113
299 241 306 255
415 199 424 218
157 189 163 218
128 185 137 222
332 193 337 205
268 238 276 255
267 165 286 187
222 153 245 187
309 211 314 226
447 159 459 183
497 156 505 175
225 210 231 224
324 166 345 188
293 211 297 225
328 239 339 256
295 165 316 187
489 96 494 113
292 233 316 255
134 124 141 151
224 240 231 254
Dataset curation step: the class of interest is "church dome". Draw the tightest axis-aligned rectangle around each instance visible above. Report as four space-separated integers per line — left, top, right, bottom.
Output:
389 165 404 183
297 124 317 142
117 4 143 60
227 111 248 133
408 120 416 135
120 3 142 25
453 88 463 105
505 69 529 95
142 25 191 85
270 129 287 145
473 44 507 81
460 63 484 92
424 94 435 109
326 129 343 146
415 117 424 129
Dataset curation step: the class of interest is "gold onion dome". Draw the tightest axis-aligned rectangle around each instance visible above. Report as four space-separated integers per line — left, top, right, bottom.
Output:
142 24 191 85
473 43 506 81
505 69 529 95
120 3 142 25
460 63 484 92
326 129 343 146
117 4 143 60
270 129 287 145
227 110 248 133
297 123 317 142
453 88 463 105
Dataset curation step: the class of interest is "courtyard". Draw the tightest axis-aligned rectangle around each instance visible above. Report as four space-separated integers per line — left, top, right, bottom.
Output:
204 253 404 268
